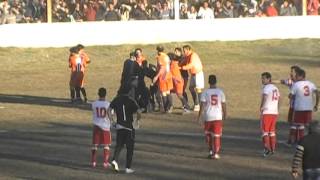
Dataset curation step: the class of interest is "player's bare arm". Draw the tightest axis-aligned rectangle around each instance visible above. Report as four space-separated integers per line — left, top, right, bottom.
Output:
222 102 227 121
314 89 319 111
197 102 204 124
260 94 267 113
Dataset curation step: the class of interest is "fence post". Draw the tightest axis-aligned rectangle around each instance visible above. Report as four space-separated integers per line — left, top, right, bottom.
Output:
174 0 179 20
47 0 52 23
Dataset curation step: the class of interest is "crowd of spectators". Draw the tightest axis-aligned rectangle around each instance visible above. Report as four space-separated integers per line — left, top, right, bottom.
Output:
0 0 319 24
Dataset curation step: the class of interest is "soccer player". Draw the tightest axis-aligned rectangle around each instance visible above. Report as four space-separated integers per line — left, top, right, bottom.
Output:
168 52 190 113
260 72 280 157
292 121 320 180
181 45 204 112
91 88 111 168
153 46 174 113
176 47 189 103
289 68 319 144
69 46 83 102
197 75 226 159
68 47 77 102
110 88 141 174
77 44 91 103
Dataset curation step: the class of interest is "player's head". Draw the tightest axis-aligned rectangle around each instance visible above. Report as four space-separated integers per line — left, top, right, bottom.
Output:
156 45 164 53
70 46 80 54
130 51 136 60
295 68 305 80
174 47 182 57
208 74 217 85
167 52 177 61
76 44 85 50
98 88 107 98
290 65 300 80
135 48 142 57
182 45 192 56
261 72 272 85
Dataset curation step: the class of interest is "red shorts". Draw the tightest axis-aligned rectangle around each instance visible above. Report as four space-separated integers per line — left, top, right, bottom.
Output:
287 107 294 123
293 111 312 125
92 125 111 145
204 121 222 136
261 114 277 133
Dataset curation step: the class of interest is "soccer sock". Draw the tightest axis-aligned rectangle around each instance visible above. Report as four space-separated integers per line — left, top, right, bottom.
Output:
75 87 81 99
270 134 276 152
183 91 188 103
80 87 87 99
289 127 297 144
162 95 167 111
167 94 173 108
103 147 110 164
91 147 97 163
190 88 198 105
197 92 202 105
205 133 212 151
213 135 221 154
262 134 270 151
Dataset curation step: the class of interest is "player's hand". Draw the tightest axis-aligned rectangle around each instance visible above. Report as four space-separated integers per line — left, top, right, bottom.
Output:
152 77 157 84
291 171 298 179
314 106 318 112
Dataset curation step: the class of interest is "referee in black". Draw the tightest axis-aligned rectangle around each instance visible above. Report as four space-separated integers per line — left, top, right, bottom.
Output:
292 121 320 180
110 88 141 174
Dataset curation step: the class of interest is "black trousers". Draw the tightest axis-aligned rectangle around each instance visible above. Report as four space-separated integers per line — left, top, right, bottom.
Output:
112 129 135 169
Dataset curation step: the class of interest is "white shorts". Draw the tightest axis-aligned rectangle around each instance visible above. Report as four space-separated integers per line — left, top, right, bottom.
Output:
189 71 204 89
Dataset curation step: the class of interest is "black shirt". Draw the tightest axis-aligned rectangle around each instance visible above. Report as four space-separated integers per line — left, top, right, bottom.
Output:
299 132 320 170
110 95 139 130
120 59 140 85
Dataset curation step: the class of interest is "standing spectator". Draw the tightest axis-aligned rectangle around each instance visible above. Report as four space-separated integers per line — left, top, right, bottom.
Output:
110 92 141 174
260 72 280 157
289 68 319 144
179 4 188 19
105 2 120 21
222 0 234 18
132 2 149 20
280 0 298 16
187 4 198 19
90 87 112 168
119 3 131 20
197 74 226 159
84 0 97 21
181 45 204 112
292 121 320 180
72 3 84 22
0 0 10 24
307 0 319 15
159 2 172 19
96 0 107 21
214 1 224 18
265 0 278 16
197 1 214 19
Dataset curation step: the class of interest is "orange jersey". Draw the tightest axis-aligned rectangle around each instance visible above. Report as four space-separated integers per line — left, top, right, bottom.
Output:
80 52 90 66
170 60 182 80
156 52 172 80
69 54 87 73
182 52 203 74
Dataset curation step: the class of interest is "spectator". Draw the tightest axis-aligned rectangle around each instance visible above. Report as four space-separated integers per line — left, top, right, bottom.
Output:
83 0 97 21
187 4 197 19
279 0 297 16
214 1 224 18
96 0 107 21
307 0 319 15
198 1 214 19
265 1 278 16
179 4 188 19
119 3 131 20
222 0 234 18
132 2 149 20
0 0 10 24
105 2 120 21
72 3 84 22
159 1 172 19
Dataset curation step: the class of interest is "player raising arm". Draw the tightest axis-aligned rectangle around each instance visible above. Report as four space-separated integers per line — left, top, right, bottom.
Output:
197 75 226 159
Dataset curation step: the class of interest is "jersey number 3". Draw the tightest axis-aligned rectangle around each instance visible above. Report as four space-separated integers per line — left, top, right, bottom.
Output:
96 107 107 118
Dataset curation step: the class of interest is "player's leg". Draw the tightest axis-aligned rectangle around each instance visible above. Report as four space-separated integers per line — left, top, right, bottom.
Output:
79 72 87 103
125 129 135 173
261 115 271 156
269 115 277 153
195 71 204 111
69 74 76 102
182 77 189 103
112 130 126 172
213 120 222 159
176 79 190 111
189 76 199 110
102 130 112 168
286 107 294 145
204 122 213 158
91 126 100 167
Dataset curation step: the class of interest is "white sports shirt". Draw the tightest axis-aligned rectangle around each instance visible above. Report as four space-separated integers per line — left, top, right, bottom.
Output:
92 100 111 131
261 84 280 115
200 88 226 121
291 80 317 111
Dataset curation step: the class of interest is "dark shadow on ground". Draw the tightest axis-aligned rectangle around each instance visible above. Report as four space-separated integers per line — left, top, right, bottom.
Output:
0 94 91 110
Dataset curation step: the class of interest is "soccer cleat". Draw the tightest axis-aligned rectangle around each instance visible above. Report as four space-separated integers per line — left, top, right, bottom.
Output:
84 97 88 103
213 153 220 160
167 106 173 113
91 162 97 168
263 149 272 157
111 160 119 172
103 162 110 169
207 150 213 159
182 107 191 114
193 104 200 112
125 168 135 174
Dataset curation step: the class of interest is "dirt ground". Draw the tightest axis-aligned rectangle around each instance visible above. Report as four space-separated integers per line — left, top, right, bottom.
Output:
0 39 319 179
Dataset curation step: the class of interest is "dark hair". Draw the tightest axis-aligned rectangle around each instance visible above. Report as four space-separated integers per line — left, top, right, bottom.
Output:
290 65 300 72
208 74 217 85
98 88 107 98
261 72 272 79
156 45 164 52
167 52 177 61
69 46 79 53
175 47 182 53
76 44 85 50
296 68 306 78
182 45 191 50
130 51 135 57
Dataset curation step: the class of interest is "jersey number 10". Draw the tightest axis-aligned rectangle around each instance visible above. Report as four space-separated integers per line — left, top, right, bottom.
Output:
96 107 107 118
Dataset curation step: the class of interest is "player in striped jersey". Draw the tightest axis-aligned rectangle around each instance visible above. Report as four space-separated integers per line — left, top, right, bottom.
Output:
91 88 111 168
197 75 226 159
260 72 280 157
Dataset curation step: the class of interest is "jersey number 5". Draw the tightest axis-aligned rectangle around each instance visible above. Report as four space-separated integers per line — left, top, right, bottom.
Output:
96 107 107 118
303 86 310 96
211 95 218 106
